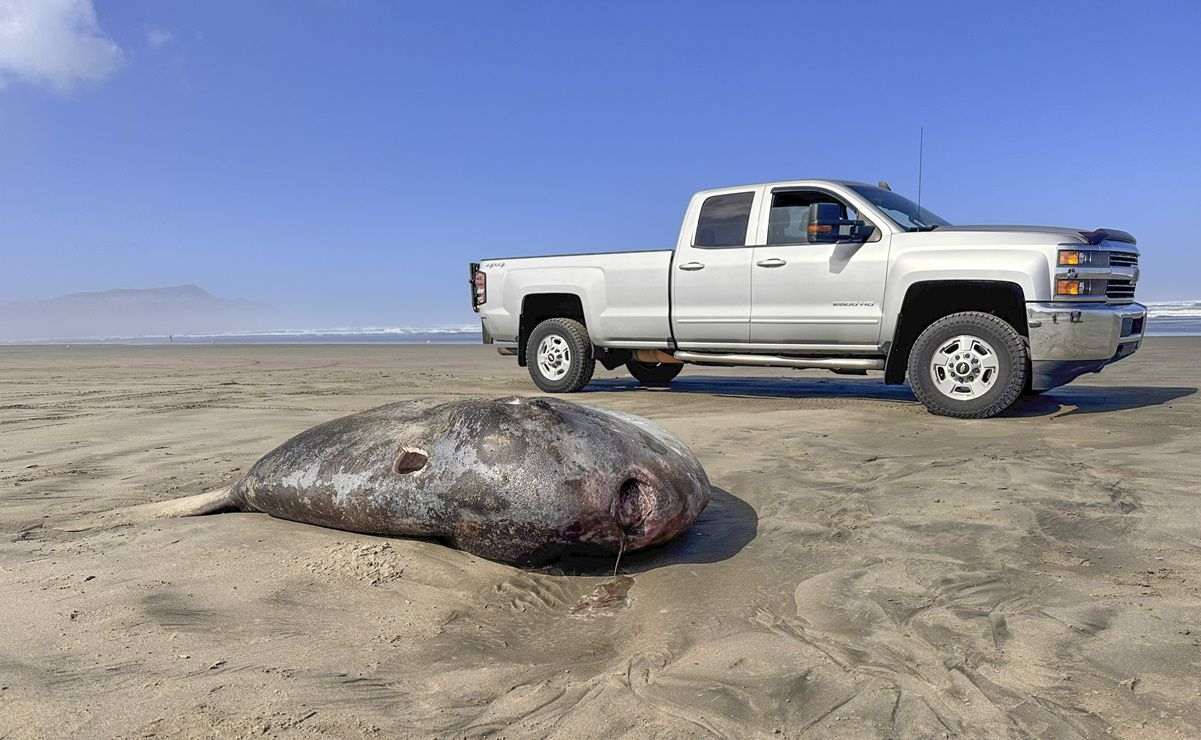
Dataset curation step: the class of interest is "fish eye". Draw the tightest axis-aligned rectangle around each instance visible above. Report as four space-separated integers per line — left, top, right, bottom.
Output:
393 447 428 474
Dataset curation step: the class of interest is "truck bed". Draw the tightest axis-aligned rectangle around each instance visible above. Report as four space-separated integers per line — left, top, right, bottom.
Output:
476 249 674 348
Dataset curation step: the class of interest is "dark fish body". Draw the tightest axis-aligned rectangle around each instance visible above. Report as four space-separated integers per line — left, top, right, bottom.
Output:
228 397 710 565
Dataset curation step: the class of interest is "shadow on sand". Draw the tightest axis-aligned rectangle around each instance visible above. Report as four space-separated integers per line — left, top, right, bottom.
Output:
1006 385 1197 417
586 375 914 404
586 376 1196 418
554 486 757 576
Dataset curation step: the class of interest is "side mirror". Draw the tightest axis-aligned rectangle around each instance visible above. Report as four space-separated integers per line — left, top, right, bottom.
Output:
807 202 872 244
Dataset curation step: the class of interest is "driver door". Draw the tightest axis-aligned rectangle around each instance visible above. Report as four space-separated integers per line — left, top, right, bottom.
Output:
749 188 890 348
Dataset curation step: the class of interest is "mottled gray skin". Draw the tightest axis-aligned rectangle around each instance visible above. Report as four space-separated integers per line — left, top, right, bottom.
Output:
228 397 710 565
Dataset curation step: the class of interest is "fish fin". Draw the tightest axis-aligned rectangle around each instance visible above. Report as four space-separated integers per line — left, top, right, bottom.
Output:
60 487 241 532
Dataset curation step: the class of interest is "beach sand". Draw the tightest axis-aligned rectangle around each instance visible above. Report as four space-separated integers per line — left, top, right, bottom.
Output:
1 339 1199 738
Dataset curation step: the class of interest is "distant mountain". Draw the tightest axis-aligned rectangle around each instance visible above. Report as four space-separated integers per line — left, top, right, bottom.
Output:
0 285 272 341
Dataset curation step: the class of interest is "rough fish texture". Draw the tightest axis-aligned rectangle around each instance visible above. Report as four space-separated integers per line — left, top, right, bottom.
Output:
229 397 710 565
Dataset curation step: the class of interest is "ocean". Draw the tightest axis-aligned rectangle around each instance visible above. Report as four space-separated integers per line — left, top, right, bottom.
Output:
1144 301 1201 336
0 327 483 345
118 327 486 345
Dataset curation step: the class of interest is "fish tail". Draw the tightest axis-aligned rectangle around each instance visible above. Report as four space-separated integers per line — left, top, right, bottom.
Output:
60 487 243 532
129 486 243 518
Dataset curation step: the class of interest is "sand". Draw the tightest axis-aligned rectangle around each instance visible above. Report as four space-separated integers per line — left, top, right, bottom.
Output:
1 339 1199 739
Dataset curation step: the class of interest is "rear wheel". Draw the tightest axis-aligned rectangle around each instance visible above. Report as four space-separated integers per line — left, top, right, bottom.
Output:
907 311 1028 418
626 360 682 388
526 318 595 393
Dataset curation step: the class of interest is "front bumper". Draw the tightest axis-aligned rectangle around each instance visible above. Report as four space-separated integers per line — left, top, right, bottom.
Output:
1026 302 1146 390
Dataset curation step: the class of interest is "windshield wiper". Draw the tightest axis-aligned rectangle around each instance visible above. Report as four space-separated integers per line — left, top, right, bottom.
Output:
908 224 941 232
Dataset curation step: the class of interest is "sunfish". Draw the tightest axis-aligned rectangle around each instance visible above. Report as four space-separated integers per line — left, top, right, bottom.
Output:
117 397 711 566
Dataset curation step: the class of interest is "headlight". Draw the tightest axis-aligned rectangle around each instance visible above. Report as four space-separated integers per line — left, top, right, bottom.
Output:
1058 249 1102 266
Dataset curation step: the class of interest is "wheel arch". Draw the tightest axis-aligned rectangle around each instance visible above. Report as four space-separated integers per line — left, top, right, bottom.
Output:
884 280 1028 384
518 292 587 366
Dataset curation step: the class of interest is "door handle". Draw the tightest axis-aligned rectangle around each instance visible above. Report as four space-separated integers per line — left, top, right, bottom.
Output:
678 261 705 271
756 258 787 268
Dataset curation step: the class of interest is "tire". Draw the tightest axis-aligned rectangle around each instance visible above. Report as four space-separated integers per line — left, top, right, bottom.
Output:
626 360 683 388
907 311 1028 419
526 318 595 393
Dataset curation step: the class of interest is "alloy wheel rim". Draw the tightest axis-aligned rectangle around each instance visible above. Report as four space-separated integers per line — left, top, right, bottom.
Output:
536 334 571 381
929 334 1000 401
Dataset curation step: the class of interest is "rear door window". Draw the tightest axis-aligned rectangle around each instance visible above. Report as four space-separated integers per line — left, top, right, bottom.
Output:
694 192 754 247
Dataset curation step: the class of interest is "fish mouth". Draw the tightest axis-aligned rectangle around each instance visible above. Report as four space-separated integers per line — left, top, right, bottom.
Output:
613 476 683 549
616 478 649 532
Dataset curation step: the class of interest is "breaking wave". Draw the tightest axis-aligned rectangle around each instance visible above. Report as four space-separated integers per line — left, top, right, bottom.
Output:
1145 301 1201 319
1144 301 1201 335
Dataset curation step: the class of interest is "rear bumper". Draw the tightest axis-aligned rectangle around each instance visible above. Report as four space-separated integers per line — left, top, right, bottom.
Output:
1026 302 1146 390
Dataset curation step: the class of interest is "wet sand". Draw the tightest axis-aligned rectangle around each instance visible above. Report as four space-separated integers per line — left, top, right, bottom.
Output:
1 338 1199 738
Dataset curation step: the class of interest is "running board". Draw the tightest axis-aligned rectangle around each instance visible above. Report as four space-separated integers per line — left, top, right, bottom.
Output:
672 351 884 371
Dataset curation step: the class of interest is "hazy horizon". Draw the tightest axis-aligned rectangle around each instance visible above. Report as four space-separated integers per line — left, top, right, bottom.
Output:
0 284 479 342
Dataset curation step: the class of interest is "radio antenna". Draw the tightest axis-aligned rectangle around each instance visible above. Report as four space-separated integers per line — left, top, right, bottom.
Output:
917 126 925 216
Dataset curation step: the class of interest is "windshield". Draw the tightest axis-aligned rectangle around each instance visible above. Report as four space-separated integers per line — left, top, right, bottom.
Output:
849 185 950 231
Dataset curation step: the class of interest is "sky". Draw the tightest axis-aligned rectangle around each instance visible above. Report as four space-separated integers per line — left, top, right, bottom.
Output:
2 0 1200 329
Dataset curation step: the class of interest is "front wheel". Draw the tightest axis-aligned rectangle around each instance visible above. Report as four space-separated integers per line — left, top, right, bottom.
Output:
526 318 595 393
907 312 1028 419
626 360 682 387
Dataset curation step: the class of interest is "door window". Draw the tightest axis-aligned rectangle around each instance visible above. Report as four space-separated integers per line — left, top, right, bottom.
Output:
767 190 873 245
694 192 754 247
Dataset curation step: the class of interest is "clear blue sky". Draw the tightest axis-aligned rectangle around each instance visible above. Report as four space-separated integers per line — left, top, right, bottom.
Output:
3 0 1199 327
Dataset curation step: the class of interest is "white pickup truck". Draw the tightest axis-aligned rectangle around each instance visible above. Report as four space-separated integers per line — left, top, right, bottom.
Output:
469 180 1146 418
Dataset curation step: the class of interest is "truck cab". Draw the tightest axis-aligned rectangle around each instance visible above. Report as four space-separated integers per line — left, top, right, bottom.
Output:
470 180 1146 418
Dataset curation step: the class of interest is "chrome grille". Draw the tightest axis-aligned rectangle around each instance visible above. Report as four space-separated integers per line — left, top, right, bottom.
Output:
1106 278 1136 301
1109 252 1139 267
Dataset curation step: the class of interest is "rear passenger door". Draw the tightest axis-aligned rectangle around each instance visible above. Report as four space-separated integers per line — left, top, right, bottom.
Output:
671 189 761 347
